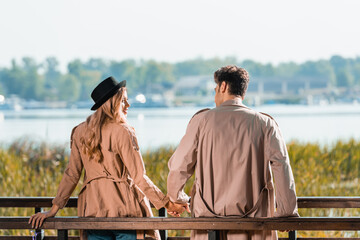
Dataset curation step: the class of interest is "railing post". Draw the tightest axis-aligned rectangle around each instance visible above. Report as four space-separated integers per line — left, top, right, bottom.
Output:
288 230 296 240
208 230 220 240
34 207 43 240
158 207 168 240
58 229 68 240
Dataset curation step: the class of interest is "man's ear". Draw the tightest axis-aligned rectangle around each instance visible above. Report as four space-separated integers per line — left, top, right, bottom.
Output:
220 81 227 93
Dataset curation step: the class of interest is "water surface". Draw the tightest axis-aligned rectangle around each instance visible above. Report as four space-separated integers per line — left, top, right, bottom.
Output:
1 104 359 149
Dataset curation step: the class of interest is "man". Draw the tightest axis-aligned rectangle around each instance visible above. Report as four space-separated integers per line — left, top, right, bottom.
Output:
167 65 299 240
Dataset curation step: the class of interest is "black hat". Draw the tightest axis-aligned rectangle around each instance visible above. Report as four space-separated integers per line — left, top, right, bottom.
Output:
90 76 126 110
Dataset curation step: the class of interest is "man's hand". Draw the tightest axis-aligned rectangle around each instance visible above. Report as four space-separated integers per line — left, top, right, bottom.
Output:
165 201 190 217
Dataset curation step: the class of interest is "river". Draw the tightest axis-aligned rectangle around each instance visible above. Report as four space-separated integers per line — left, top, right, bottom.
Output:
0 104 359 150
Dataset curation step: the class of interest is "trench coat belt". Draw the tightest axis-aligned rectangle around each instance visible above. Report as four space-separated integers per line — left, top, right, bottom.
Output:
198 184 272 218
236 184 271 218
77 174 145 240
79 174 128 193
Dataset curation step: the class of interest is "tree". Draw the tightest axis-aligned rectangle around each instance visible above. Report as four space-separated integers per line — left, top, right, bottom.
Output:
58 74 80 101
137 60 176 94
1 60 26 96
298 60 336 86
108 60 137 92
329 55 355 87
0 80 4 95
21 57 44 100
44 57 61 88
84 58 109 75
67 59 83 78
67 59 102 101
336 69 354 87
79 70 102 101
173 58 204 78
330 55 348 71
241 60 264 77
352 62 360 85
275 62 300 77
0 58 45 100
0 68 6 95
173 57 238 79
43 57 61 100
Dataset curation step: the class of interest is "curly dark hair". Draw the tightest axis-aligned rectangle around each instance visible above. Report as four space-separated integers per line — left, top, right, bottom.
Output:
214 65 249 97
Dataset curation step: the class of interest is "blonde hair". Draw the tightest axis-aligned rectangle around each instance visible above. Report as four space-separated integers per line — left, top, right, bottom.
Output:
80 88 126 162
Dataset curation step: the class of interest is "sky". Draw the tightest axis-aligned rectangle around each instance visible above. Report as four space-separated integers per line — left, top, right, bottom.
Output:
1 0 360 71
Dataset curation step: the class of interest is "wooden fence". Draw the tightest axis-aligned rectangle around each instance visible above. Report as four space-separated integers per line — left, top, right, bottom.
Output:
1 197 360 240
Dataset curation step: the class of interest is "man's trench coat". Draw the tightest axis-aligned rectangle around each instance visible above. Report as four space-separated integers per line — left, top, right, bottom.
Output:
52 121 169 240
167 99 299 240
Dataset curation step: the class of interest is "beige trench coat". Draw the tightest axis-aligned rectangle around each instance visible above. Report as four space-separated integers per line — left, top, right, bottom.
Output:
167 99 299 240
53 121 169 240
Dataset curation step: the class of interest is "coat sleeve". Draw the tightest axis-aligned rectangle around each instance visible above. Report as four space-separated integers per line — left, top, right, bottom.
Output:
167 111 205 204
266 120 299 217
115 125 169 210
52 126 83 208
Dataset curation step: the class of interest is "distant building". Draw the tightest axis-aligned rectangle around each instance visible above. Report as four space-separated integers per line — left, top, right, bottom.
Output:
248 76 330 94
174 75 214 96
173 75 214 106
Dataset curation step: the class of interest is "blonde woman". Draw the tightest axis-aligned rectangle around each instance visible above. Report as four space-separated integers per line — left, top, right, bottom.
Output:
29 77 187 240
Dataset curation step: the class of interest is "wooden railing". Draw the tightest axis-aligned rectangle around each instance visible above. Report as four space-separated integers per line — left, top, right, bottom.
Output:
1 197 360 240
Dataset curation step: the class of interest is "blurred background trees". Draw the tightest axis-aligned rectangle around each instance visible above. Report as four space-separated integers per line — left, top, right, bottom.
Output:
0 55 359 102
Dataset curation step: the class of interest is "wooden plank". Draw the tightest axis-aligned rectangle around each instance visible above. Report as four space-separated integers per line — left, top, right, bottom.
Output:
0 197 157 208
1 197 360 209
298 239 360 240
2 236 358 239
0 197 77 208
297 197 360 208
167 238 190 240
279 239 360 240
2 237 360 240
1 217 360 231
0 237 79 240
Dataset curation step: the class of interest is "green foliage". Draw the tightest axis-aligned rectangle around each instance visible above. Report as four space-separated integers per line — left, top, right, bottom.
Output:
0 82 4 95
1 139 360 237
2 60 27 97
0 139 80 236
108 60 136 89
58 74 80 101
173 57 238 78
284 139 360 238
298 60 336 85
0 55 360 102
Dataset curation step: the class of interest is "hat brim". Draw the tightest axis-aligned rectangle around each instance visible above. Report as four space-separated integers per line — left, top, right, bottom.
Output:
91 80 126 110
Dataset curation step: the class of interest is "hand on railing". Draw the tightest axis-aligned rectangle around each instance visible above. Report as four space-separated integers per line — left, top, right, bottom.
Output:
165 201 190 217
28 204 59 228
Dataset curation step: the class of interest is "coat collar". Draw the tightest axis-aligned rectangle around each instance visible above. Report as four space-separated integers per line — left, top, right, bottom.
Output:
220 98 246 107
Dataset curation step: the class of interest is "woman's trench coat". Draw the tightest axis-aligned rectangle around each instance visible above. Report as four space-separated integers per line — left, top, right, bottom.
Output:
52 121 169 240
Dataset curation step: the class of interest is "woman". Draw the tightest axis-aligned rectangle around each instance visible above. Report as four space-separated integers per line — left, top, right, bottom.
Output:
29 77 187 240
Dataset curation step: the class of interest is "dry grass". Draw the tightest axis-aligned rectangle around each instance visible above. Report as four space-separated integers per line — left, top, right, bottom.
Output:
1 139 359 237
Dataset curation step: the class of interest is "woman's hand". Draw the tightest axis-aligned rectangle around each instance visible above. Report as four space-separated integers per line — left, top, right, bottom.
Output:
28 205 59 229
165 201 190 217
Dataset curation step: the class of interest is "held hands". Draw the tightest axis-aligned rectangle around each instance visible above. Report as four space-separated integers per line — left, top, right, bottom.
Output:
165 201 190 217
28 205 59 229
